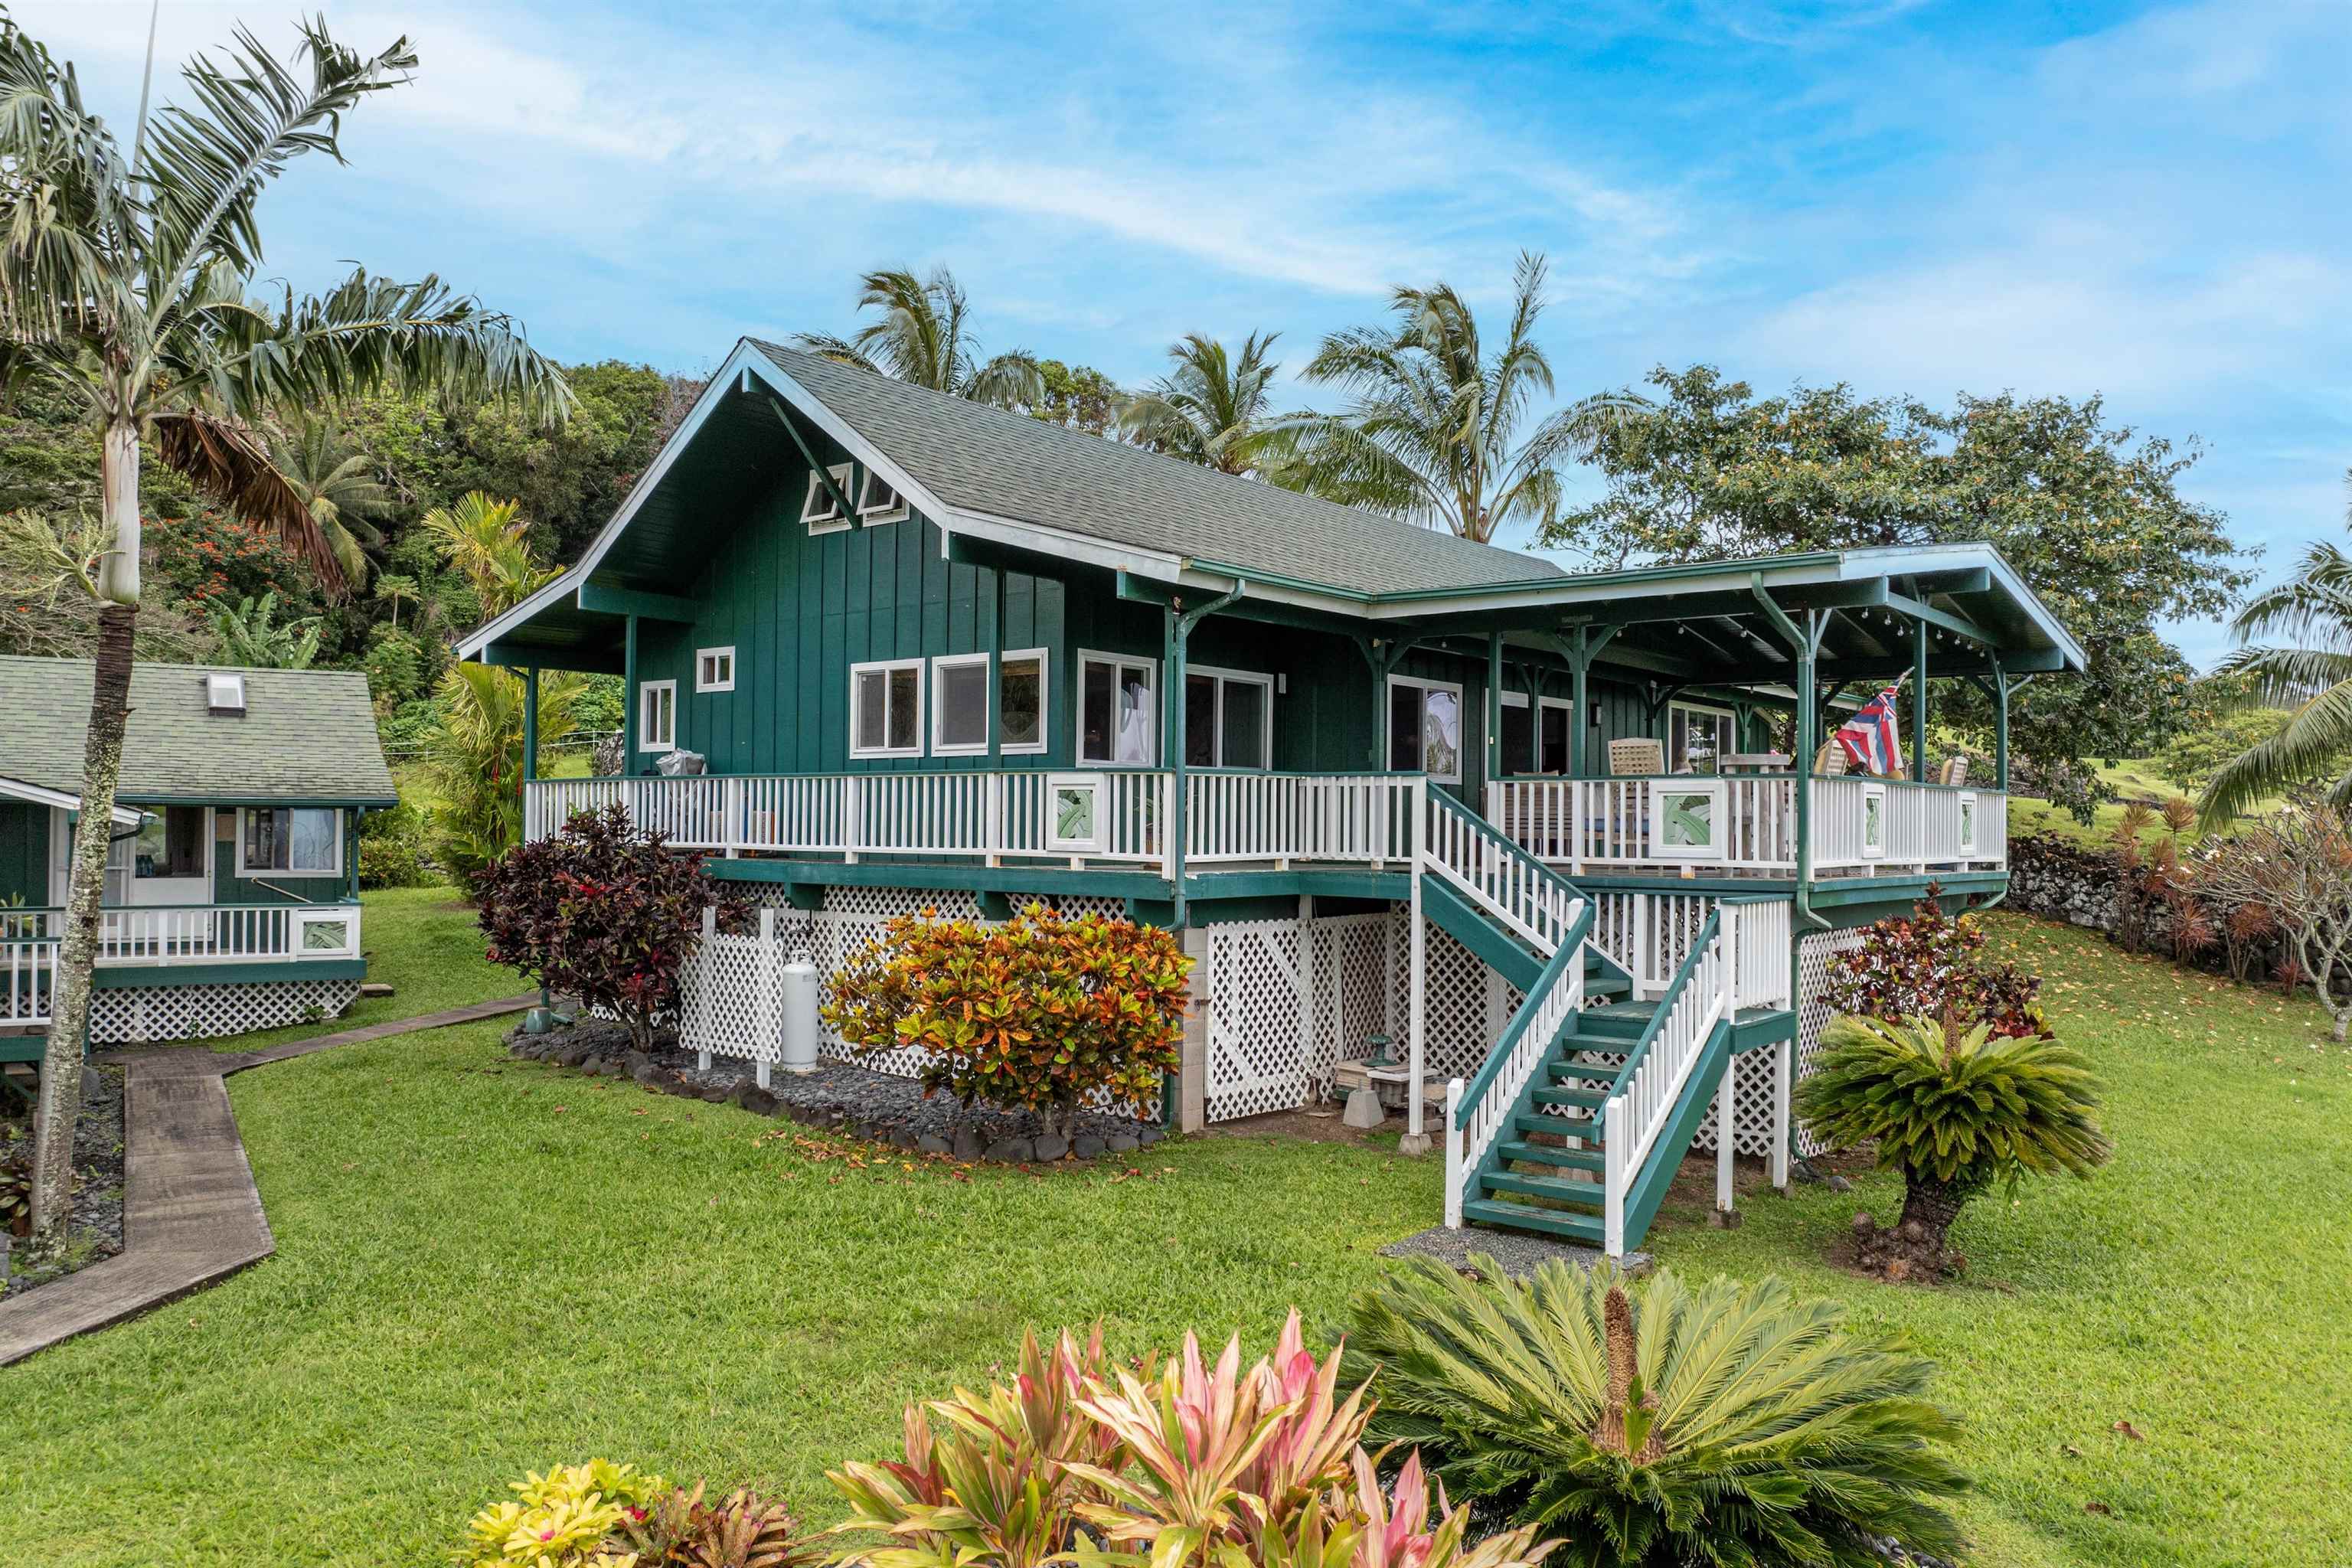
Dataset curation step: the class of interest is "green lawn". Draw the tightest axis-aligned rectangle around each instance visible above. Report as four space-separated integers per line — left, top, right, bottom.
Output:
5 907 2349 1566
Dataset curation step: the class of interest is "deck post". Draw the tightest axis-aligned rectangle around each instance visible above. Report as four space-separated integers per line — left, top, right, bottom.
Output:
1715 1055 1736 1217
1402 776 1429 1156
522 665 539 784
1167 580 1244 923
1178 925 1210 1133
1911 616 1928 782
1568 626 1589 777
1992 653 2010 791
1769 1037 1792 1191
622 615 639 776
1484 631 1502 793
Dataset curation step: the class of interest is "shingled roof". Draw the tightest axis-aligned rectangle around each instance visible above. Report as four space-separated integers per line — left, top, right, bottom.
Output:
750 341 1567 599
0 657 396 806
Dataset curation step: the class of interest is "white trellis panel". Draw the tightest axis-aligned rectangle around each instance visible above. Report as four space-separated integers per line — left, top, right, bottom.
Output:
87 977 360 1045
1301 913 1393 1096
1387 914 1500 1081
1786 924 1868 1159
1204 919 1307 1122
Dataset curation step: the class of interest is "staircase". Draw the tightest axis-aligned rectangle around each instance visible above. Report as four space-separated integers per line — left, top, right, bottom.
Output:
1419 789 1793 1257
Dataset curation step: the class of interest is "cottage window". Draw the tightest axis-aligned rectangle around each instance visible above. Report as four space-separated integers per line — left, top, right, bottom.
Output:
134 806 206 879
1387 675 1463 783
1539 698 1573 774
932 653 991 755
1184 667 1272 769
696 646 735 693
858 469 910 524
1499 693 1534 775
801 462 856 534
241 808 340 875
1668 700 1736 775
638 680 677 752
851 658 925 758
998 648 1047 754
1079 651 1157 765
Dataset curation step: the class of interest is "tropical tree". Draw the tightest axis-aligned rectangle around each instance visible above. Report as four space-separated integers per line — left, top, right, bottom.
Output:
0 14 569 1253
207 587 319 668
420 490 556 616
268 420 391 594
1118 331 1291 474
1282 252 1642 542
792 266 1045 408
1798 1013 2110 1275
1345 1256 1971 1568
372 570 419 632
2199 511 2352 825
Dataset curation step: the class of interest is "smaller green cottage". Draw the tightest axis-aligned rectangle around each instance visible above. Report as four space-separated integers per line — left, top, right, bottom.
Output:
0 655 395 1052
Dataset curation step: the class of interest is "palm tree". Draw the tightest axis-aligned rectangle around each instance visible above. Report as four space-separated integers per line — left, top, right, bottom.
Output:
269 420 392 596
1117 331 1290 474
792 266 1044 408
0 15 570 1253
1347 1256 1971 1568
1283 251 1642 542
2199 514 2352 825
372 571 419 632
421 491 557 616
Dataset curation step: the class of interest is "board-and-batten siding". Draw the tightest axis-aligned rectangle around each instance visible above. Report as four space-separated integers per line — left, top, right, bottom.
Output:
624 438 1770 789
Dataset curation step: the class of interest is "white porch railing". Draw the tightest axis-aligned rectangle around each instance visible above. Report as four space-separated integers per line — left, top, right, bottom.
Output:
0 902 361 1027
1184 772 1416 864
1485 774 2005 876
2 934 56 1026
1419 787 1581 955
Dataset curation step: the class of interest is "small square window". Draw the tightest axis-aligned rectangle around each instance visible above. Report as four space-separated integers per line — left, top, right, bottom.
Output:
639 679 677 752
206 672 245 714
802 462 855 534
696 646 735 693
858 468 909 525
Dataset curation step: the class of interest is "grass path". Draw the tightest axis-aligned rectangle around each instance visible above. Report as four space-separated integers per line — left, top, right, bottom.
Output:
3 907 2348 1566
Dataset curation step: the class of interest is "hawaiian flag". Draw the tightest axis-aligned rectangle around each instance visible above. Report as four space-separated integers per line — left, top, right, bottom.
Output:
1836 684 1903 776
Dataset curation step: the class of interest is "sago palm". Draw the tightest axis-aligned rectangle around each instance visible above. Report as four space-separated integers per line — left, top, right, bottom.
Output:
1117 330 1289 475
269 420 392 595
1346 1256 1971 1568
1283 252 1642 542
0 13 568 1250
2200 518 2352 825
792 266 1045 409
1797 1013 2109 1267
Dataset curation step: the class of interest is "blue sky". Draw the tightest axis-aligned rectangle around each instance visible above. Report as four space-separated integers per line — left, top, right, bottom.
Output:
26 0 2352 665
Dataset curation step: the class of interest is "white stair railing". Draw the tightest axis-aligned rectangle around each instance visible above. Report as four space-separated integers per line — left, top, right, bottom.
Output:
1600 908 1735 1256
1442 910 1590 1227
1419 787 1579 955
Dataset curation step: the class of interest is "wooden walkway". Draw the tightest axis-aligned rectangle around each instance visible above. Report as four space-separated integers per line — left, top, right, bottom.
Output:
0 993 536 1367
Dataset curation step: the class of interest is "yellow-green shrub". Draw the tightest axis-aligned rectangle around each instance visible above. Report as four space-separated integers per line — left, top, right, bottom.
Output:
464 1461 665 1568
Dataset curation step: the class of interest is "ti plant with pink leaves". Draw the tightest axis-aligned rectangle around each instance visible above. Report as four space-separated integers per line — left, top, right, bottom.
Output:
828 1310 1561 1568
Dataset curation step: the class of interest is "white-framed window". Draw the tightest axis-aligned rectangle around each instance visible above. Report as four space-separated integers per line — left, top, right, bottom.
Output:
1861 782 1887 859
295 905 358 957
1387 675 1464 783
638 679 677 753
1668 700 1737 775
932 652 991 756
801 462 855 534
1047 773 1103 854
998 647 1047 755
240 807 341 876
851 658 926 758
1079 650 1158 765
1650 781 1723 861
931 648 1050 756
1183 665 1273 769
696 646 736 693
858 467 910 525
132 805 207 880
1958 791 1978 855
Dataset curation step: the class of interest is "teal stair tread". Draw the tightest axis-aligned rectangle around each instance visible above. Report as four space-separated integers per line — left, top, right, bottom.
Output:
1531 1086 1606 1110
1544 1058 1619 1083
1495 1138 1606 1172
1483 1169 1607 1206
1461 1197 1606 1243
1514 1110 1599 1135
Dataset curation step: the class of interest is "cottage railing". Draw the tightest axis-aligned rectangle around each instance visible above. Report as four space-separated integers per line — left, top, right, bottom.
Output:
1419 786 1582 955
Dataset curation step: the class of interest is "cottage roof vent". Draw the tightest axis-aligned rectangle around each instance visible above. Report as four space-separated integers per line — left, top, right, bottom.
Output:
206 672 246 715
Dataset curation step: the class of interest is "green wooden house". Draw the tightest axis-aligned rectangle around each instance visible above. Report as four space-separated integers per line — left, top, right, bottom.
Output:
464 340 2083 1256
0 657 391 1061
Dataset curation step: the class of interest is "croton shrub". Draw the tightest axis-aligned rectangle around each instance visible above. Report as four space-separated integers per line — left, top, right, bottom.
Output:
823 905 1188 1140
1822 889 2050 1039
472 804 749 1054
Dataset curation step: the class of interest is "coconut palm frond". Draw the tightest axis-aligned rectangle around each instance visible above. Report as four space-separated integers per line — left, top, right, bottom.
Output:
150 407 344 593
2201 677 2352 825
2202 505 2352 828
793 266 1044 407
1117 330 1288 475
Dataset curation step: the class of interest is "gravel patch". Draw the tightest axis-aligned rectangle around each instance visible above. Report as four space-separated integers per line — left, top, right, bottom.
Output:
1377 1223 1649 1279
2 1064 127 1298
505 1018 1165 1161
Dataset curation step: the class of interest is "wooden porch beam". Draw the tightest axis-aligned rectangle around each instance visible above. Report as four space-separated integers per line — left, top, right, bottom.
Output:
1567 576 1890 632
1886 590 1992 645
765 394 861 521
576 580 698 623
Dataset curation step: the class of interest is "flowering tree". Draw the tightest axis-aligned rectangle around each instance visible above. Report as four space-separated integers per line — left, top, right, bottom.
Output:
2200 804 2352 1041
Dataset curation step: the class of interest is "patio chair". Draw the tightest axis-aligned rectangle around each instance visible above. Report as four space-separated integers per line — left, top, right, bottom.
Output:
1939 754 1971 787
1812 740 1850 777
1607 737 1664 776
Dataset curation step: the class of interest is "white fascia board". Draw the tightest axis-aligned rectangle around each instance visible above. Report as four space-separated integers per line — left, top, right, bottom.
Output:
1831 543 2088 671
0 773 143 825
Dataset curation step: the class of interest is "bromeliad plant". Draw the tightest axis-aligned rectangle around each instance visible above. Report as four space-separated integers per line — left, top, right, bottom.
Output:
1798 1012 2111 1279
828 1311 1560 1568
1344 1256 1970 1568
473 804 750 1054
464 1461 668 1568
824 906 1187 1142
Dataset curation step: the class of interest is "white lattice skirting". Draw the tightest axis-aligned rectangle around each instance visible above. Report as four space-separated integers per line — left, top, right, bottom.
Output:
89 978 361 1045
